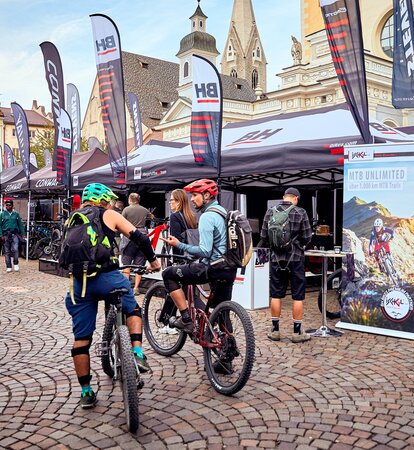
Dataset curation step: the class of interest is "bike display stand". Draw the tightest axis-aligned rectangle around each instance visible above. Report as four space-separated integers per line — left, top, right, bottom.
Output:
305 250 348 338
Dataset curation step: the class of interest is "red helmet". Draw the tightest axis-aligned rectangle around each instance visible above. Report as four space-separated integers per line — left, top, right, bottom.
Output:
184 179 218 197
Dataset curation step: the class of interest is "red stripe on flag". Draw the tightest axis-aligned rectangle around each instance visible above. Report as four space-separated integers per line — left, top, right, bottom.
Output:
326 19 349 29
191 132 208 137
98 48 117 56
336 69 344 75
330 45 346 51
99 81 113 87
337 157 345 164
332 57 344 63
100 89 113 95
103 120 110 124
328 32 348 40
339 80 347 85
192 124 211 129
98 73 114 80
192 115 212 120
197 100 219 103
330 147 344 155
191 141 208 146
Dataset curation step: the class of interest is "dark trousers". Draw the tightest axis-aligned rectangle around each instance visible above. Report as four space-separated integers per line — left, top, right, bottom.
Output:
4 234 19 268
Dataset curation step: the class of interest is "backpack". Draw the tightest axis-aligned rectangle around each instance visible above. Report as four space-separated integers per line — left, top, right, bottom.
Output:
59 207 116 302
268 204 295 250
209 208 253 269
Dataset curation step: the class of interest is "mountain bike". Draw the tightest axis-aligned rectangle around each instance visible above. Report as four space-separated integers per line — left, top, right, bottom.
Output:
97 265 147 433
142 255 255 396
375 247 401 287
147 218 171 269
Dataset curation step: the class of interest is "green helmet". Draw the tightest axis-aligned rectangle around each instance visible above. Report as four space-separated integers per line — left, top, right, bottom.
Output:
82 183 118 203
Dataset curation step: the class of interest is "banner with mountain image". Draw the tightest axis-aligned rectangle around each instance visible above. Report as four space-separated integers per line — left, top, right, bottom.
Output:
40 41 65 171
320 0 371 144
90 14 127 184
127 92 143 149
11 102 30 181
67 83 81 153
191 54 223 169
338 143 414 339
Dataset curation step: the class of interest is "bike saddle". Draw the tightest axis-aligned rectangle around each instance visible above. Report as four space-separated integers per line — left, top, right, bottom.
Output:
109 288 130 296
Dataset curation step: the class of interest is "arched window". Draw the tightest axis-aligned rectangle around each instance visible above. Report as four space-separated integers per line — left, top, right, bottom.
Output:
256 47 261 58
380 15 394 58
199 20 203 28
184 61 189 78
193 21 196 28
230 69 238 78
252 69 259 89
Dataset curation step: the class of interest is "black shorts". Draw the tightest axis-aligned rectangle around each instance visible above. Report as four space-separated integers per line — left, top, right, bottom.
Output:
122 242 146 266
269 260 306 300
162 262 237 305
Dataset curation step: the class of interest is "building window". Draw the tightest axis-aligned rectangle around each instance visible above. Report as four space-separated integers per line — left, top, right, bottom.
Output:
29 130 36 138
230 69 238 78
12 129 16 136
184 61 189 78
199 20 203 28
193 21 196 28
252 69 259 89
256 47 261 58
140 62 149 69
380 14 394 58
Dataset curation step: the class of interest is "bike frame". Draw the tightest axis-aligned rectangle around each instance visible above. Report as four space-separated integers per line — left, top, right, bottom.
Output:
147 221 169 250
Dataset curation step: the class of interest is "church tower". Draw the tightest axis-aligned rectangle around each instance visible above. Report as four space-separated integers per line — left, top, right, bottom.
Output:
221 0 267 93
176 0 220 96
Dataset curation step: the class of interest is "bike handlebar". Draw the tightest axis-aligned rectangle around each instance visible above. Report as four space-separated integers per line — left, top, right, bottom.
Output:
119 265 147 275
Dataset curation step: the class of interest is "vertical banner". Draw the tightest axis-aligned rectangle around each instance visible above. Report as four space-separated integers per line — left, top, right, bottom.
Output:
338 143 414 339
191 54 223 169
43 149 53 167
0 145 3 172
56 108 73 188
127 92 143 149
10 102 30 181
40 41 65 170
392 0 414 108
4 144 15 169
67 83 81 153
30 153 38 168
320 0 371 144
90 14 127 183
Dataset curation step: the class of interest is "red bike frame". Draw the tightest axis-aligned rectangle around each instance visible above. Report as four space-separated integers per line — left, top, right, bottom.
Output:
147 222 168 250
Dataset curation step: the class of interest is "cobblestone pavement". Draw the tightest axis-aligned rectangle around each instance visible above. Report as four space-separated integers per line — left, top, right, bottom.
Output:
1 261 414 450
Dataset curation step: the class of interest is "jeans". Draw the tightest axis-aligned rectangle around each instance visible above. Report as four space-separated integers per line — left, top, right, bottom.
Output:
4 234 19 268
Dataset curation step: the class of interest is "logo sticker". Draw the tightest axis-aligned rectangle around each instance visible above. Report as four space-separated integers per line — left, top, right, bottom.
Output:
381 287 413 322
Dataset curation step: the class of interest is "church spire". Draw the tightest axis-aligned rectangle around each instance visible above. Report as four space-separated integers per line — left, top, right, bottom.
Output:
221 0 267 92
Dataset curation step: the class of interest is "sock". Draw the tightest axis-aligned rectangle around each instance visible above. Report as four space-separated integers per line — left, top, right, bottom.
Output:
180 308 191 323
293 320 302 334
133 347 143 358
81 385 93 396
271 317 280 332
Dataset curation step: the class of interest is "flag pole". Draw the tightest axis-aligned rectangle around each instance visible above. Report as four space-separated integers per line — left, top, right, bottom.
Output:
26 190 31 262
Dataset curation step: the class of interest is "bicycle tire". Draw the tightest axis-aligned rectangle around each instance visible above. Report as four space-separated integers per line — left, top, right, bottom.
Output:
33 237 51 258
383 257 400 287
317 268 343 320
204 301 255 396
101 307 117 378
142 281 187 356
118 325 140 433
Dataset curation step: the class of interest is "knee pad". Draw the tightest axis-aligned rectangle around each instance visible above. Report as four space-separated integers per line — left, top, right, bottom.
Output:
163 267 180 292
130 333 143 343
71 336 92 357
125 304 142 318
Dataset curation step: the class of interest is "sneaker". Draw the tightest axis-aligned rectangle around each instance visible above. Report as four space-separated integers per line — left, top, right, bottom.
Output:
267 330 281 341
159 325 178 335
134 353 151 373
6 268 12 273
169 317 193 333
14 265 19 272
291 332 311 343
212 359 233 375
79 390 97 409
133 288 140 296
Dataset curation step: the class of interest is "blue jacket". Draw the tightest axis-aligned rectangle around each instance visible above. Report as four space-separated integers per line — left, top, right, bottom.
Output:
177 201 226 264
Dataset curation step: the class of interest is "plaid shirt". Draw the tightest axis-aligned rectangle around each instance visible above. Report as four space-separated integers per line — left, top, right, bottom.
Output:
259 201 312 262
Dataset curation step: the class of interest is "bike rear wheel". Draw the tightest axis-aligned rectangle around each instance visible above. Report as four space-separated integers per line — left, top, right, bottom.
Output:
317 269 343 320
101 307 117 378
203 301 255 396
142 281 187 356
118 325 140 433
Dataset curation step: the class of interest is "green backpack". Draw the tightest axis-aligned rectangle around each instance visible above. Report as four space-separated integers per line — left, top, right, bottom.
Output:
268 205 295 250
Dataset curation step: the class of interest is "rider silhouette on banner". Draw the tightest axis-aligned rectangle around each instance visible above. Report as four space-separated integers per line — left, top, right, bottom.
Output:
368 218 395 273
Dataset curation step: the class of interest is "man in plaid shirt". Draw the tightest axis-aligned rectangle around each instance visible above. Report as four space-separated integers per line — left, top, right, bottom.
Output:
258 187 312 343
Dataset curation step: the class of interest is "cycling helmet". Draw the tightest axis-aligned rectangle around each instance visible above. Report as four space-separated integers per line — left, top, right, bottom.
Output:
184 179 218 197
82 183 118 203
374 218 383 228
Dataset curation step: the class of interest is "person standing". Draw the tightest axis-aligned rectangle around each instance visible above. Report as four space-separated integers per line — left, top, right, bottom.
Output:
0 199 26 273
121 193 153 295
258 187 312 343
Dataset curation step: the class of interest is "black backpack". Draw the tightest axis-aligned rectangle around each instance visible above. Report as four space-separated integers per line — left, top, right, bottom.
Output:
268 204 295 250
59 206 115 282
209 208 253 268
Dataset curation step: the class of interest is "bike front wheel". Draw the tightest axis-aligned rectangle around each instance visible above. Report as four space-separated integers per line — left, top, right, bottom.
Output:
317 269 343 320
203 301 255 396
142 282 187 356
101 307 117 378
118 325 140 433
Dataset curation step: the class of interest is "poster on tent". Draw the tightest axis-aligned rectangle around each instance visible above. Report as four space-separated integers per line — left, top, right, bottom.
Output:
337 142 414 339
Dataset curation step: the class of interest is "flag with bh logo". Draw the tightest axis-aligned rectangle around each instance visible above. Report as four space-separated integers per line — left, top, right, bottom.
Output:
191 55 223 168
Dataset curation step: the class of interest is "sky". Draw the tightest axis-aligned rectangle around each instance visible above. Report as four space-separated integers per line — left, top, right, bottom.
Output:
0 0 300 118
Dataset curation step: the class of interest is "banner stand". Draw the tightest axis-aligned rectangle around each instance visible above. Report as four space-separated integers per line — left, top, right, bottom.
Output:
335 321 414 340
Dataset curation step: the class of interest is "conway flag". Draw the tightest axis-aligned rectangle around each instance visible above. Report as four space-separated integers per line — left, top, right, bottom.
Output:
191 54 223 168
67 83 81 152
320 0 371 144
10 102 30 181
127 92 143 148
43 149 53 167
90 14 127 183
30 153 38 168
40 41 65 169
392 0 414 108
56 108 73 188
4 144 15 169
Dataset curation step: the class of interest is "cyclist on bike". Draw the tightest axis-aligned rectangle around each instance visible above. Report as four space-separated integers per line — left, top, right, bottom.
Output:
161 179 237 341
368 218 395 273
64 183 161 409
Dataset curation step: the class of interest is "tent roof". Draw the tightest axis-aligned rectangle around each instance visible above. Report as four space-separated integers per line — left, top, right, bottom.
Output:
0 164 38 189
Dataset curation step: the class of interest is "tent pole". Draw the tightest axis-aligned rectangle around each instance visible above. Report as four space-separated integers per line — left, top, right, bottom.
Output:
333 188 337 245
26 190 31 262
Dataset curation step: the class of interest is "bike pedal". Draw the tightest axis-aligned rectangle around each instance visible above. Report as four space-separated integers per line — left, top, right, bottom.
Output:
95 342 109 356
137 379 145 390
